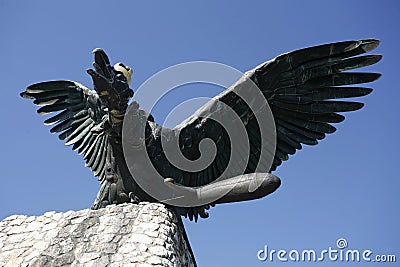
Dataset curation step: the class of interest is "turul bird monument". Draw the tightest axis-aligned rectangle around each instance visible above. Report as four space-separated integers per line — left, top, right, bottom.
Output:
21 39 381 222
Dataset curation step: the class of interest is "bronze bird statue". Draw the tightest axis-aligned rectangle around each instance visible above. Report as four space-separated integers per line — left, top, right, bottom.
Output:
21 39 381 221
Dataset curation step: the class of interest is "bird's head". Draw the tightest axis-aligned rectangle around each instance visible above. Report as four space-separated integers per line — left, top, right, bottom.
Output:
91 48 133 86
114 62 133 85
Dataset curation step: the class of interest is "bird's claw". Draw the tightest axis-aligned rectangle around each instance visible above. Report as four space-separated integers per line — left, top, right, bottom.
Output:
129 192 141 204
164 178 174 184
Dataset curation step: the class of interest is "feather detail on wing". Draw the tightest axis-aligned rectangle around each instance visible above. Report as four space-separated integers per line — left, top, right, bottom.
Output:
142 40 381 220
21 80 110 183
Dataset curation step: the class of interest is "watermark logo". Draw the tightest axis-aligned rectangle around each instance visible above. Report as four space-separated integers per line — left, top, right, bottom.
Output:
257 238 396 263
122 61 276 207
336 238 348 249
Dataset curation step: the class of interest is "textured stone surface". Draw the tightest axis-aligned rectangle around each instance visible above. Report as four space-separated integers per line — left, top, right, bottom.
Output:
0 203 195 267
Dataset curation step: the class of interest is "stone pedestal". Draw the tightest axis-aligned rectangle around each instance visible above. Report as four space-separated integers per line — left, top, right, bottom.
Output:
0 203 196 267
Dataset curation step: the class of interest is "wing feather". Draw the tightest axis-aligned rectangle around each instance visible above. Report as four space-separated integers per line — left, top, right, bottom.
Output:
21 80 109 183
164 39 381 193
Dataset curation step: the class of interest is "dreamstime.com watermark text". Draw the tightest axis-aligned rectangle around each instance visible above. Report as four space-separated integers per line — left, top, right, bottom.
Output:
257 238 396 263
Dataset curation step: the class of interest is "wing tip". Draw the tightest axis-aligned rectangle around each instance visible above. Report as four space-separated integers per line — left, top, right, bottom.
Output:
44 117 58 126
362 87 374 97
371 72 382 82
20 91 33 99
364 54 383 67
37 110 51 115
360 39 380 53
352 101 365 111
374 54 383 63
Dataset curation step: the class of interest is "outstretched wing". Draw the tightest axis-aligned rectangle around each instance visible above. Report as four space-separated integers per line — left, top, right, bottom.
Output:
249 39 381 171
20 80 110 183
146 39 381 220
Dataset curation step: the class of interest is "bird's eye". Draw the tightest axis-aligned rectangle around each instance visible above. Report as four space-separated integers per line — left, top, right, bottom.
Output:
119 63 127 69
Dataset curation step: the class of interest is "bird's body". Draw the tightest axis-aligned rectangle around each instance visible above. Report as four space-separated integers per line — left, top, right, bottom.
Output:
21 39 381 221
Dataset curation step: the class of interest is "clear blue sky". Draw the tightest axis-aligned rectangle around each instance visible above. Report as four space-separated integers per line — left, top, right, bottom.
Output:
1 1 399 266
